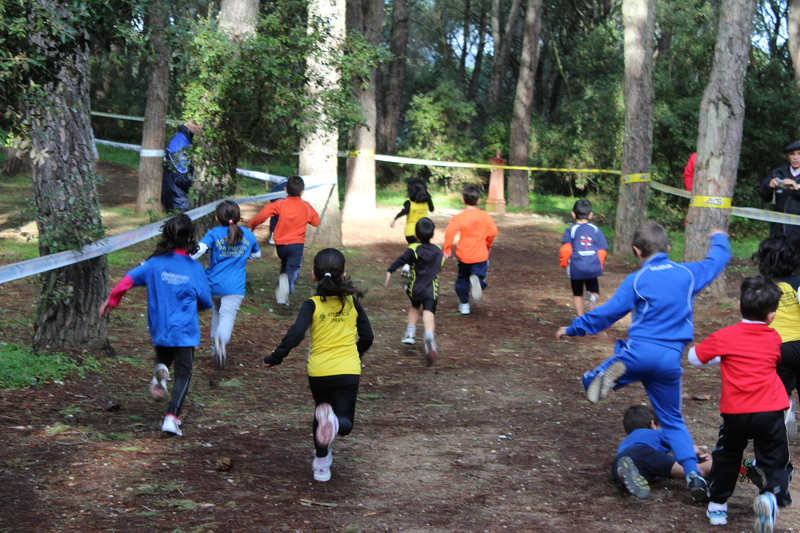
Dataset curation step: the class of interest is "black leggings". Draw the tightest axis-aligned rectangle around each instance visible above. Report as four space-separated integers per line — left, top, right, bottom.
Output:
155 346 194 418
778 339 800 398
308 374 360 457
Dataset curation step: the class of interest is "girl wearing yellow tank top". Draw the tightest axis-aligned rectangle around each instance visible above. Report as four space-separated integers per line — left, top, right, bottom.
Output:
264 248 374 482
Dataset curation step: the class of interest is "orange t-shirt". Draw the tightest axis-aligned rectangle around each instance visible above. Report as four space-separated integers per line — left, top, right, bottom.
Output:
442 207 498 263
248 196 320 245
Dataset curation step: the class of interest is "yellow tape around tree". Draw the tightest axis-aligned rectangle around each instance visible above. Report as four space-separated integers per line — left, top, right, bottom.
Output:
349 149 376 157
620 173 651 184
689 196 732 208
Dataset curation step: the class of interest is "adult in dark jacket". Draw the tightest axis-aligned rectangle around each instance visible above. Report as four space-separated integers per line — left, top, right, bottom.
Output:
758 141 800 239
162 123 201 212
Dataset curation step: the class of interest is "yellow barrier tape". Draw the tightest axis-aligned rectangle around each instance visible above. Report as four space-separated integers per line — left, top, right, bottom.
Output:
349 149 376 157
689 196 733 209
621 173 651 184
370 154 621 174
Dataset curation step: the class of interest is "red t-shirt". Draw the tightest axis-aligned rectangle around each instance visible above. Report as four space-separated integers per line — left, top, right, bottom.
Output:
694 321 788 414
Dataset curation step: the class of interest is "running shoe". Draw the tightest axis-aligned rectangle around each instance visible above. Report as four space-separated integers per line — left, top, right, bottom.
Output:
150 364 169 401
616 456 649 499
312 449 333 482
276 273 290 305
584 359 626 404
161 414 182 437
424 335 437 367
754 492 778 533
212 336 226 370
469 275 482 301
315 403 339 448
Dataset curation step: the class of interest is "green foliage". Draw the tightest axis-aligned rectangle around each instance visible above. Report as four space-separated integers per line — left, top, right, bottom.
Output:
398 80 480 189
0 343 100 389
96 144 140 170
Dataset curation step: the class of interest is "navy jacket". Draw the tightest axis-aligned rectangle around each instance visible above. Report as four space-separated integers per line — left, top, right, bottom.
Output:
161 125 195 211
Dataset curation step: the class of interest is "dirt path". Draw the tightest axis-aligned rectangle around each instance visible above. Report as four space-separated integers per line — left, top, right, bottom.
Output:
1 166 798 532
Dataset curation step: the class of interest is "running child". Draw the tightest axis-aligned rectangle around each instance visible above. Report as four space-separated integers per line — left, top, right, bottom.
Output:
99 214 212 436
264 248 374 482
689 275 791 529
192 200 261 370
443 184 498 315
248 175 320 306
613 405 712 500
555 221 730 502
753 233 800 439
391 178 434 276
560 199 608 316
384 217 445 366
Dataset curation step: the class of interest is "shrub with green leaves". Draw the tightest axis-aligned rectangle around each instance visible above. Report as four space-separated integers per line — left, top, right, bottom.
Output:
0 344 100 389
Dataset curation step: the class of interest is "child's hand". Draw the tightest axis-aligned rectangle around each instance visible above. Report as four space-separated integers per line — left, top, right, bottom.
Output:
264 362 273 369
98 299 112 317
389 219 395 228
555 327 569 340
384 272 392 287
443 252 452 259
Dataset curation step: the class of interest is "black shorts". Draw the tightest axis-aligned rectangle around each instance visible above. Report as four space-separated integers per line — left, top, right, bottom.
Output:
611 444 676 485
409 297 437 313
571 278 599 297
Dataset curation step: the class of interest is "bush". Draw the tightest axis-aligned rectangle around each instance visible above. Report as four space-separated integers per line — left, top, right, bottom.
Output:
0 344 100 389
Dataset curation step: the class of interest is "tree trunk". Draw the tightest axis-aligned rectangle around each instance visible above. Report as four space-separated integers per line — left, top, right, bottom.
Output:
29 6 109 352
220 0 259 41
488 0 523 109
300 0 344 247
507 0 542 208
343 0 384 219
683 0 757 296
458 0 472 85
379 0 409 156
789 0 800 93
137 0 170 213
3 147 32 176
612 0 656 255
467 11 488 102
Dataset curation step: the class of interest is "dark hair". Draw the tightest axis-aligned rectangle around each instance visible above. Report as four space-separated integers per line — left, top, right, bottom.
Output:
572 199 592 220
313 248 366 313
407 178 431 203
631 221 670 258
415 217 435 243
150 214 197 258
753 234 800 279
740 275 781 321
462 184 482 206
623 404 658 434
286 175 305 196
216 200 243 246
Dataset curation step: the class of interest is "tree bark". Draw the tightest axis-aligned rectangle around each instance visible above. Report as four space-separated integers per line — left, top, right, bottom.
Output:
507 0 542 208
29 4 109 352
458 0 472 85
343 0 384 219
137 0 170 213
219 0 259 41
300 0 344 247
789 0 800 93
612 0 656 255
488 0 523 109
467 11 488 102
378 0 409 156
683 0 757 296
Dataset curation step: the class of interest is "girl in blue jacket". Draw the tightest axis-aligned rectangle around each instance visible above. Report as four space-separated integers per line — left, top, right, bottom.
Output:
100 214 213 436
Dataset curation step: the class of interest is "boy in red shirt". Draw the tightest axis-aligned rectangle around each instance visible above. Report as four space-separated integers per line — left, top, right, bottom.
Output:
249 175 320 305
689 275 792 530
443 184 499 315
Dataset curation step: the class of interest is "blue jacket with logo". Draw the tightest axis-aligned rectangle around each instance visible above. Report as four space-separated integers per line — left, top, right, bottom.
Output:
566 234 731 347
562 222 608 280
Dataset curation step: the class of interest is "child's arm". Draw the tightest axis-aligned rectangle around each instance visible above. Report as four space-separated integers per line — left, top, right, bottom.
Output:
598 249 607 268
427 199 434 212
247 202 279 230
264 299 315 367
555 275 638 338
684 232 732 294
559 243 572 268
191 242 209 260
386 250 415 283
687 345 721 366
98 274 135 316
485 215 499 248
306 203 321 227
353 299 374 357
442 218 460 258
390 201 411 228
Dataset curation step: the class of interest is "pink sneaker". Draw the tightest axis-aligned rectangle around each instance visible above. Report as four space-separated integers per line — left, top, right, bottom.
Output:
314 403 339 447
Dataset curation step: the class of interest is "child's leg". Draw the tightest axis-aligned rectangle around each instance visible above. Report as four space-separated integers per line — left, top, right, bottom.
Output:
455 261 472 303
215 294 244 347
284 243 305 294
156 346 194 418
422 309 435 334
752 410 793 506
570 279 585 316
572 295 585 316
407 305 420 327
708 414 751 504
308 375 360 457
470 260 489 289
777 340 800 399
210 295 222 341
275 245 288 274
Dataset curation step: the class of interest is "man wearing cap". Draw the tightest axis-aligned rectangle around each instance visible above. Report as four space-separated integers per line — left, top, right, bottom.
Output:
758 141 800 238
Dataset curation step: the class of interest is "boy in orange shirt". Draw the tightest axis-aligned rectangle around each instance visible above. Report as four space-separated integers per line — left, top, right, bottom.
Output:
249 175 320 305
443 184 499 315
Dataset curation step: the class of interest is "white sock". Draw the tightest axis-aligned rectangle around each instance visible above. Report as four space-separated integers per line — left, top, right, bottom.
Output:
406 325 416 336
424 330 434 341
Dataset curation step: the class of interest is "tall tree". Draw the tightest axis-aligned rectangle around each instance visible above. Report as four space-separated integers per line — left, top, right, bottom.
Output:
300 0 345 246
343 0 384 218
137 0 171 213
488 0 523 109
789 0 800 92
613 0 656 255
507 0 542 208
378 0 409 156
683 0 758 295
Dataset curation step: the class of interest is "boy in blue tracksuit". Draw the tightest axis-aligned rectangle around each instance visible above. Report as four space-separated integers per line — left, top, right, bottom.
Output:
555 221 731 503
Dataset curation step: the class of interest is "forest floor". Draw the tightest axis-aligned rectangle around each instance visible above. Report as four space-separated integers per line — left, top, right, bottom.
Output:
1 163 799 532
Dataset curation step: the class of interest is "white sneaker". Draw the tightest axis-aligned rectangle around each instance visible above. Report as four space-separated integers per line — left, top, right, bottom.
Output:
707 502 728 526
150 364 169 401
754 492 778 533
401 332 415 345
424 335 437 367
315 403 339 447
312 449 333 482
268 234 275 245
785 397 796 443
459 303 470 315
400 264 411 278
469 275 482 301
276 273 290 305
585 292 597 312
161 414 182 436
